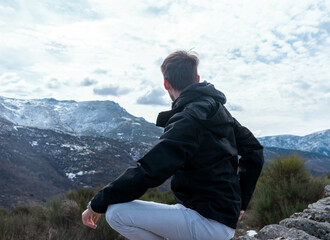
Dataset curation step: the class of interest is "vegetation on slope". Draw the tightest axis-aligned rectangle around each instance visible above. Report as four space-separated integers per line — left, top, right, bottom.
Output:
244 154 329 228
0 154 328 239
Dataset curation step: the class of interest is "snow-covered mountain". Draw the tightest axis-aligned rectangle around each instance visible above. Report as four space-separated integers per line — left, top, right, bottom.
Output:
0 96 162 143
258 129 330 157
0 95 329 209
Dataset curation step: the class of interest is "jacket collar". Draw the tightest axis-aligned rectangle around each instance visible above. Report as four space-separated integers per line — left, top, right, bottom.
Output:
156 81 226 127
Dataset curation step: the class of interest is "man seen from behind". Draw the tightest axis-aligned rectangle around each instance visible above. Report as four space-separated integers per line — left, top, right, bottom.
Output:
82 50 264 240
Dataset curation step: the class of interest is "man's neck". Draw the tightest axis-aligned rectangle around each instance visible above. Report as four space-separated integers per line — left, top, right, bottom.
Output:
170 89 181 101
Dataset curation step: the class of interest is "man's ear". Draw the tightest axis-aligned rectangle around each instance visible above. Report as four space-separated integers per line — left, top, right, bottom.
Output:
164 78 171 90
197 75 200 83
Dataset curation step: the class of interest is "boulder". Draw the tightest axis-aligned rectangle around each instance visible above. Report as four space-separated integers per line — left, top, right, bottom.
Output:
279 217 330 240
235 236 257 240
308 197 330 211
234 186 330 240
255 224 319 240
290 207 330 223
325 185 330 197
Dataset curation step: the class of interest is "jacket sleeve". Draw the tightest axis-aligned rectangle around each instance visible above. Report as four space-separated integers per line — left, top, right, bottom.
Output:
90 112 201 213
233 118 264 211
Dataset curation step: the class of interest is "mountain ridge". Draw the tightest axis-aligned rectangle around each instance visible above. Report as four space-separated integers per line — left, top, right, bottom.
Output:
258 129 330 157
0 95 162 143
0 96 329 209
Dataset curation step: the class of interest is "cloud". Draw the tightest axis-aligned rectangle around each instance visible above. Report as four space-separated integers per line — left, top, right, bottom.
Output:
137 88 168 106
47 78 61 89
81 77 97 86
0 0 329 136
0 73 21 85
93 85 130 96
0 48 34 71
143 4 170 16
45 41 68 56
226 103 243 112
93 68 108 74
0 0 100 26
154 58 163 66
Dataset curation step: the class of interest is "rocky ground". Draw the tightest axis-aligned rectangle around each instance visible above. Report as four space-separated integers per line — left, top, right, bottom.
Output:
235 185 330 240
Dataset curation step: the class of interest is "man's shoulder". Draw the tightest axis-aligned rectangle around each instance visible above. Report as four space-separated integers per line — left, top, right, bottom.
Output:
183 96 217 120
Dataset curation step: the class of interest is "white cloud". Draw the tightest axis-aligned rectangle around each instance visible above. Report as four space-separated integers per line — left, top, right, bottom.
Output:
0 0 329 136
93 85 131 96
137 88 168 106
81 77 98 86
47 78 61 89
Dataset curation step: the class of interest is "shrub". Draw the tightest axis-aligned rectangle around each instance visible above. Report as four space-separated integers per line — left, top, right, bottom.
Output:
65 188 96 211
248 154 328 227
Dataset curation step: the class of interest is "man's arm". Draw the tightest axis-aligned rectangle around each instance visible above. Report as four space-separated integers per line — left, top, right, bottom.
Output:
88 112 201 214
233 118 264 211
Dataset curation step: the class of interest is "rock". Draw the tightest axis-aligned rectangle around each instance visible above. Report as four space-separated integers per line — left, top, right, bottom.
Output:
290 208 330 223
255 224 319 240
279 217 330 240
234 236 258 240
236 186 330 240
308 197 330 211
325 185 330 197
292 196 330 223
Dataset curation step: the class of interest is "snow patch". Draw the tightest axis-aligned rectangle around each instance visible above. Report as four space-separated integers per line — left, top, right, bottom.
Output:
71 170 96 177
247 230 257 237
61 143 85 151
66 173 76 180
76 171 84 176
121 117 132 121
54 105 62 111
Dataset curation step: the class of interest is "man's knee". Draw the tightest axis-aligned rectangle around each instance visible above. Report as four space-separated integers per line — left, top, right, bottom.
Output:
105 203 123 228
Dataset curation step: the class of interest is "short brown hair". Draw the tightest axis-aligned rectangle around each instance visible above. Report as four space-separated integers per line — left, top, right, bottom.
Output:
161 50 199 91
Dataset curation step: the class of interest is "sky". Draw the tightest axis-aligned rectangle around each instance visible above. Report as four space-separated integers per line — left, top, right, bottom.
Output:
0 0 329 137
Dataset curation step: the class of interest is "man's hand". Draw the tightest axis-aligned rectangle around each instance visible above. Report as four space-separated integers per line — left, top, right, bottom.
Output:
82 208 101 229
238 210 245 221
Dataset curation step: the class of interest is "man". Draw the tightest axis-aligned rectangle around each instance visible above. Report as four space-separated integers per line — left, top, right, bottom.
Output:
82 51 264 240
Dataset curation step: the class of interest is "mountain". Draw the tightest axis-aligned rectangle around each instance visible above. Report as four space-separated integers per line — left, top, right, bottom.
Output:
263 147 330 176
258 129 330 157
0 96 162 143
0 117 151 209
0 96 329 209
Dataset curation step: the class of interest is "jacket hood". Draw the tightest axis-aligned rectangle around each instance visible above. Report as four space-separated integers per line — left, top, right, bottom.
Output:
156 81 227 127
172 81 226 109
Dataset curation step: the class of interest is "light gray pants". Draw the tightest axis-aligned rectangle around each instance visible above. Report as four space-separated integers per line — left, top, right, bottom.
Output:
105 200 235 240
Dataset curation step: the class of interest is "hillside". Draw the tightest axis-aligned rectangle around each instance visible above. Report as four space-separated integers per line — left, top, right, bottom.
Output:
263 147 330 175
0 117 150 209
1 115 328 209
0 96 329 209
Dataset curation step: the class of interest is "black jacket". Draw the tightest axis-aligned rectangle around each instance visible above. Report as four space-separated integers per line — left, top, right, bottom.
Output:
90 81 264 229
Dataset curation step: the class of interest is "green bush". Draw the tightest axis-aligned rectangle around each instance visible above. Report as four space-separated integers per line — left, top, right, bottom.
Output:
248 154 329 227
1 156 328 238
65 188 96 211
0 187 176 240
